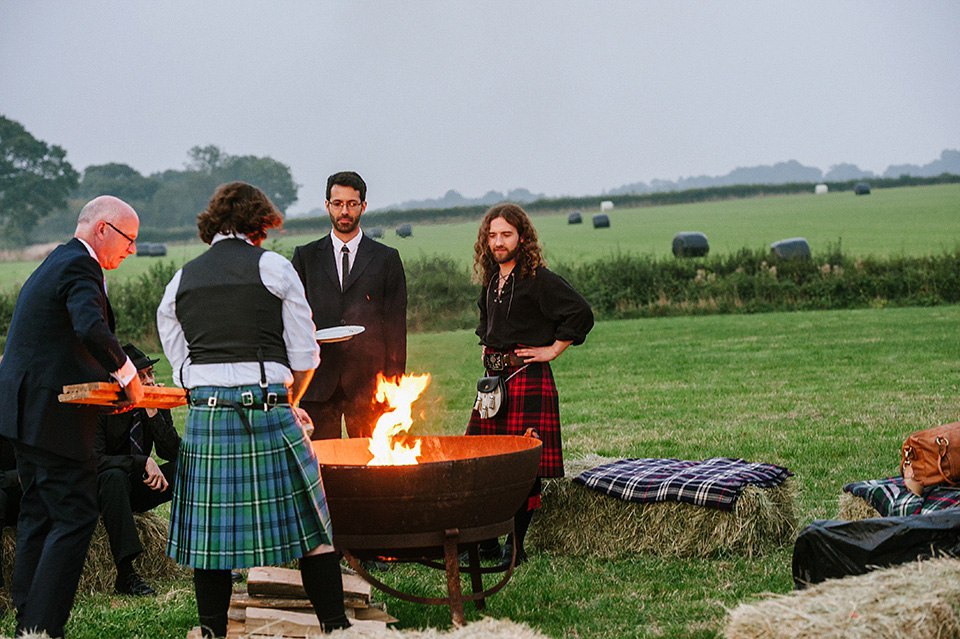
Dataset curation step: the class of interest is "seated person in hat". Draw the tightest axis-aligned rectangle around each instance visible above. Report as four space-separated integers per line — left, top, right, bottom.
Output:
95 343 181 596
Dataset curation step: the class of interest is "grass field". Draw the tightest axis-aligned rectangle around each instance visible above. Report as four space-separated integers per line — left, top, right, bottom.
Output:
1 183 957 290
3 304 956 638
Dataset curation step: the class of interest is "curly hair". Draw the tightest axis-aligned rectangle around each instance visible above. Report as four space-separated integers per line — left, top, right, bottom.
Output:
472 203 546 286
196 182 283 245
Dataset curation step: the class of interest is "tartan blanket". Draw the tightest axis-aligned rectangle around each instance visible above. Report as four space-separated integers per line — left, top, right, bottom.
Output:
843 477 960 517
573 457 792 511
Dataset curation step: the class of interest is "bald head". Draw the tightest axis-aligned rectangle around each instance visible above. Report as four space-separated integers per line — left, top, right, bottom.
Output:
74 196 140 270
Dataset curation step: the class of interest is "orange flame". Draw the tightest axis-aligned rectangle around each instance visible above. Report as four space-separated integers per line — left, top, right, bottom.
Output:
367 372 431 466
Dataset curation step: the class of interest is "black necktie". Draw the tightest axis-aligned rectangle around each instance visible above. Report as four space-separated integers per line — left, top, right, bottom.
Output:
129 409 144 456
341 245 350 290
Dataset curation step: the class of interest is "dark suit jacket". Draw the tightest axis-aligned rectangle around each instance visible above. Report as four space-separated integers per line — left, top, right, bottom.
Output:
95 408 181 476
291 232 407 404
0 239 127 461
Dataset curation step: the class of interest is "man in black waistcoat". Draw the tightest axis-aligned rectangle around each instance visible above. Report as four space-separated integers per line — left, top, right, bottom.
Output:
0 195 144 638
95 343 181 597
292 171 407 440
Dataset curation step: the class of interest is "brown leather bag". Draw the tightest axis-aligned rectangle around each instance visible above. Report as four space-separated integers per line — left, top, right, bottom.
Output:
901 421 960 496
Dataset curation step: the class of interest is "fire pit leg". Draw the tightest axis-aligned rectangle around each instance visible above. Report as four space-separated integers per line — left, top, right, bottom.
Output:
465 544 486 611
443 528 467 626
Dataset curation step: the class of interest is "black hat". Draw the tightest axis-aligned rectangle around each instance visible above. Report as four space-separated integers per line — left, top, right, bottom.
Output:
122 343 160 371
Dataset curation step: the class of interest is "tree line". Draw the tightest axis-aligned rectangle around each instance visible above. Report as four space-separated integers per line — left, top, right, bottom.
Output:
0 115 298 247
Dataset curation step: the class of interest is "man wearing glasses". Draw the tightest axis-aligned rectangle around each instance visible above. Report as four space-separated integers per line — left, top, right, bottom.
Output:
0 196 144 637
292 171 407 440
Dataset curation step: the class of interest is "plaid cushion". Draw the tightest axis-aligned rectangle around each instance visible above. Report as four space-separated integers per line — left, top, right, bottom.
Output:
167 384 333 570
466 357 563 477
843 477 960 517
573 457 792 511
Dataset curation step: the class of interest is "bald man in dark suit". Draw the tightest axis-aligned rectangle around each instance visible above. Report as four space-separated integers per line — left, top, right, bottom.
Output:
292 171 407 440
0 196 144 638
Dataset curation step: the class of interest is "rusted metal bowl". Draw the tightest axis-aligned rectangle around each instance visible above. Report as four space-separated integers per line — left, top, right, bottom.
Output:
313 435 542 555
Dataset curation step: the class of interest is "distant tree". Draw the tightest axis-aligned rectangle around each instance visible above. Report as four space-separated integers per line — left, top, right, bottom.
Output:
186 144 227 174
220 154 299 212
76 162 162 202
0 115 79 245
824 163 874 181
185 145 299 212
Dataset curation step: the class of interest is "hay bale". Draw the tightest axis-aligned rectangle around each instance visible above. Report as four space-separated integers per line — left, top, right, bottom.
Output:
529 456 798 558
838 492 881 521
1 511 183 602
328 616 550 638
723 557 960 639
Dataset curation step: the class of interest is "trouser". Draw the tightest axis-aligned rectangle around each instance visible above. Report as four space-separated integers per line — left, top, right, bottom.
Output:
302 382 385 440
12 442 99 639
97 460 177 564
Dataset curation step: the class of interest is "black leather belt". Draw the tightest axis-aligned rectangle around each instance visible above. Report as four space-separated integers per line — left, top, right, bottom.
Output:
483 352 527 371
189 391 289 434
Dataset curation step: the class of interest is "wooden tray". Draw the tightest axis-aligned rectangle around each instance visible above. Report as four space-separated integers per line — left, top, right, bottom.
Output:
59 382 187 409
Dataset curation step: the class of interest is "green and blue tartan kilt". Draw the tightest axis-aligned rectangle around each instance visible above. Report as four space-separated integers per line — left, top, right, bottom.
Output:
167 384 333 570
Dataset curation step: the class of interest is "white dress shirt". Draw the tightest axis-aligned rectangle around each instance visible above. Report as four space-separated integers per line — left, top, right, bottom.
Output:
156 233 320 388
330 230 363 288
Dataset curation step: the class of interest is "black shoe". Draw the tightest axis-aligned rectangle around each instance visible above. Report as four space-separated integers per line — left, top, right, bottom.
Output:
500 540 527 567
230 570 244 583
115 572 156 596
459 539 501 563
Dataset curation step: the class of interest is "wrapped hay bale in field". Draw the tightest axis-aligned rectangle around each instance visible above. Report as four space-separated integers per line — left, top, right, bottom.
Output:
723 557 960 639
1 510 183 602
838 491 881 520
528 455 798 558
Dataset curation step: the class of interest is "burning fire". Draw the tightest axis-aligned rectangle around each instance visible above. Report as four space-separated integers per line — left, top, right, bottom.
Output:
367 372 431 466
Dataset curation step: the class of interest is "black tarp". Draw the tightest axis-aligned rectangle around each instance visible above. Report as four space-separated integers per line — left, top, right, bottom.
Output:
792 509 960 588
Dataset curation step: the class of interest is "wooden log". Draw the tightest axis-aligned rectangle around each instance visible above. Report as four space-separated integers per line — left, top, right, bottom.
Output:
59 381 187 409
246 566 371 602
244 607 386 636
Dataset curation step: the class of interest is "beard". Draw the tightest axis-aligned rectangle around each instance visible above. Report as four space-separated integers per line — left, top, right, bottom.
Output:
492 244 521 264
329 212 360 234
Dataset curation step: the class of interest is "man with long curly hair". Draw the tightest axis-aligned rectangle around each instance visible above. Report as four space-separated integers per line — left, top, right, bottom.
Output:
157 182 349 636
467 203 594 566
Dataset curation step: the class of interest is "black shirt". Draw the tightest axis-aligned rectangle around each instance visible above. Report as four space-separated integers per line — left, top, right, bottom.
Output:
476 267 594 351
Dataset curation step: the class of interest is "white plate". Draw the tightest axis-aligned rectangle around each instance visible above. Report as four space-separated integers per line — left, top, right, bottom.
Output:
315 325 365 343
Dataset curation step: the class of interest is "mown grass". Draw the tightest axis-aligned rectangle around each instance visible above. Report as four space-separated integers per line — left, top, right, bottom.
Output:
1 183 957 290
6 305 951 638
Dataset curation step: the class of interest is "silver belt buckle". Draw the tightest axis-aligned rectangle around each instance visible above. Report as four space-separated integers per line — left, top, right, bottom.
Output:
206 397 217 407
241 391 255 407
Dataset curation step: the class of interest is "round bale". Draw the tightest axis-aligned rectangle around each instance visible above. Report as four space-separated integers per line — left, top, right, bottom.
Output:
592 213 610 229
395 223 413 238
770 237 811 259
568 211 582 224
672 232 709 257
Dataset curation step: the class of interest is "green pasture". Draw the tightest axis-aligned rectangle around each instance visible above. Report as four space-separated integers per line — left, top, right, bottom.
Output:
0 183 957 290
6 304 957 638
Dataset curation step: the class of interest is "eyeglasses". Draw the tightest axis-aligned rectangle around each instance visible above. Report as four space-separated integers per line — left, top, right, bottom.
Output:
105 221 137 247
328 200 363 212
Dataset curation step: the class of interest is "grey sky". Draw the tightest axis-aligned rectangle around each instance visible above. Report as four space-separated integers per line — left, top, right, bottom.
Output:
2 1 958 214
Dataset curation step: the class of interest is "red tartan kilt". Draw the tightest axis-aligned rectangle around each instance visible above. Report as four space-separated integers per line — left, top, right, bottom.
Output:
466 359 564 478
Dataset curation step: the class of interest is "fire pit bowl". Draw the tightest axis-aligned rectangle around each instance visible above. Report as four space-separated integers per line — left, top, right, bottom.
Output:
313 435 542 550
312 434 543 625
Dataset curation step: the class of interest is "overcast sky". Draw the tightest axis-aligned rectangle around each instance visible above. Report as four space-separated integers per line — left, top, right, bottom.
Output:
2 1 958 214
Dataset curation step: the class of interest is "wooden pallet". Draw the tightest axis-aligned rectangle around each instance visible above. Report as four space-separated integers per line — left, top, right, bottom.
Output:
59 381 187 409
